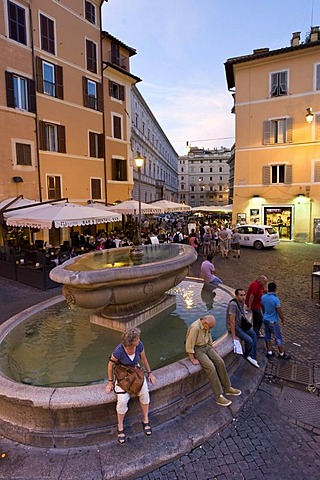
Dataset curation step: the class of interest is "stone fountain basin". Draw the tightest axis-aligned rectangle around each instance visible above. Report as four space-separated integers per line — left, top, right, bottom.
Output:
0 292 238 448
49 245 198 311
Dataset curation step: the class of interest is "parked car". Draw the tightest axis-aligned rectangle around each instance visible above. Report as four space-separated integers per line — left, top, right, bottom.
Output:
234 225 280 250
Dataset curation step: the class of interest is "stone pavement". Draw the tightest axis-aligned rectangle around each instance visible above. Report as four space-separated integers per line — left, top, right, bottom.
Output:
0 242 320 479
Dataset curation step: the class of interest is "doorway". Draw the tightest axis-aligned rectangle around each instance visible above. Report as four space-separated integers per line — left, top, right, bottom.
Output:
264 207 292 239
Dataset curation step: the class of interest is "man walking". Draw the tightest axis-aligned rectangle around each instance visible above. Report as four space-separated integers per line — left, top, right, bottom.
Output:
227 289 259 368
186 315 241 407
246 275 268 338
261 282 291 359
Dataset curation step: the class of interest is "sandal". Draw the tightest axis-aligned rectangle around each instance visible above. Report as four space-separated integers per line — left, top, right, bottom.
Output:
117 429 126 445
142 421 152 436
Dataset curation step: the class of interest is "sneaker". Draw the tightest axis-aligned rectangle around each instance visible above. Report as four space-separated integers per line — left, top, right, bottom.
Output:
246 356 260 368
279 352 291 360
225 387 241 396
266 351 274 358
216 395 232 407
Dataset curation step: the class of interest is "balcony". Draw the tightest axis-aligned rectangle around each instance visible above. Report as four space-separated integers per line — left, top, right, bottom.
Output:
106 51 129 71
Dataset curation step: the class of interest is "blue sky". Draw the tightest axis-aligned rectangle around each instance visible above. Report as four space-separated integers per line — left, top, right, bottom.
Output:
102 0 319 154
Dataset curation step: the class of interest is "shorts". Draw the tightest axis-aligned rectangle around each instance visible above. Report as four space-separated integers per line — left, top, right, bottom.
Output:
231 243 240 249
264 321 283 346
115 377 150 415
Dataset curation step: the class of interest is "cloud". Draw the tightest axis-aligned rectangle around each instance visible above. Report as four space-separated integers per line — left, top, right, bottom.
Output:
137 83 235 155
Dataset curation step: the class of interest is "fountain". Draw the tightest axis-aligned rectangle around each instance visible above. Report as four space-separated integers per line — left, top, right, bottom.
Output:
0 245 238 448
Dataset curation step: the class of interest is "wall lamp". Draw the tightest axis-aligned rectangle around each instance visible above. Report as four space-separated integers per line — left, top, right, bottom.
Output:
306 107 314 123
12 176 23 183
252 194 260 198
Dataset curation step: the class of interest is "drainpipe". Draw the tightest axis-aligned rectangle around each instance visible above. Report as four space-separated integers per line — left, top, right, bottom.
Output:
29 5 42 201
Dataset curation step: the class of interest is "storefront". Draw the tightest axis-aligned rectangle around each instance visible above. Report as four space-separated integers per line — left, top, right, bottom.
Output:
264 206 293 240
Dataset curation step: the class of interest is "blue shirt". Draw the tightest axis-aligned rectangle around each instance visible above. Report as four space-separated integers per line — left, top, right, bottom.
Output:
261 292 280 323
112 341 144 366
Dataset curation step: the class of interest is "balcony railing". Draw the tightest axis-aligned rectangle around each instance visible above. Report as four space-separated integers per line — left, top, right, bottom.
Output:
106 51 129 71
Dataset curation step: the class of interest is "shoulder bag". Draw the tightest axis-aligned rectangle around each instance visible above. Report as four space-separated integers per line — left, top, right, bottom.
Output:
110 359 145 396
230 299 252 332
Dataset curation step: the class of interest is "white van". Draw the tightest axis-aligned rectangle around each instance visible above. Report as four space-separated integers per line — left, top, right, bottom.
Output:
234 225 280 250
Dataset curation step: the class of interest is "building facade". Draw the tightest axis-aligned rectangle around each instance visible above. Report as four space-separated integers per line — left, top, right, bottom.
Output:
225 29 320 242
131 85 179 203
178 146 231 207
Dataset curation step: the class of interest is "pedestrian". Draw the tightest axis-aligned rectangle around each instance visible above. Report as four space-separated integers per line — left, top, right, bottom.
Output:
105 327 157 444
218 226 229 258
185 315 241 407
231 228 241 258
261 282 291 359
202 227 212 257
226 289 259 368
200 253 223 287
246 275 268 338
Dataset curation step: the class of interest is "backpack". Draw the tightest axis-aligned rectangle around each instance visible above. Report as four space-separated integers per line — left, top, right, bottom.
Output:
173 232 181 243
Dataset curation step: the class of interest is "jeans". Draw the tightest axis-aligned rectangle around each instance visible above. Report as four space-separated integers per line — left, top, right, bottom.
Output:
235 326 257 360
251 309 263 336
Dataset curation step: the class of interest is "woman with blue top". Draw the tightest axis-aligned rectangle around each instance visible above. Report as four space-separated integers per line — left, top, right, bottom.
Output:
105 327 156 444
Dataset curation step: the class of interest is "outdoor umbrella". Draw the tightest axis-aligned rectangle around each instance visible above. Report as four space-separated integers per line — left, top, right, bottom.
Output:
191 205 233 214
149 200 191 213
106 200 162 215
5 202 122 229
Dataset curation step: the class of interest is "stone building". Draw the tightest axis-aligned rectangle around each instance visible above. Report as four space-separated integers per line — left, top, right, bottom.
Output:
131 86 179 203
178 146 231 207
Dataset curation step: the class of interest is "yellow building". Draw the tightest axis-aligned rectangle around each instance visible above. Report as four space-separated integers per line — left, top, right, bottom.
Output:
225 29 320 242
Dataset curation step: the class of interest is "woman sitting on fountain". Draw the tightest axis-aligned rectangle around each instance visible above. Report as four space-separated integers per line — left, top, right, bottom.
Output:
105 327 157 444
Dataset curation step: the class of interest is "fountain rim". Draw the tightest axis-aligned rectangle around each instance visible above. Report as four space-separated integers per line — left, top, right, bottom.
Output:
49 244 198 286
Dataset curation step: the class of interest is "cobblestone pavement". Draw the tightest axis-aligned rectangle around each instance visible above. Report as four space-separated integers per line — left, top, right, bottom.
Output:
137 242 320 480
1 242 320 479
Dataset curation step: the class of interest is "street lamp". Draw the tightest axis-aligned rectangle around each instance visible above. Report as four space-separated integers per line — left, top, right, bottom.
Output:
131 152 144 257
306 107 314 123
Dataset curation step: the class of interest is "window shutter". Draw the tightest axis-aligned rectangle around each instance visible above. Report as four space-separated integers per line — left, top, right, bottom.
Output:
263 121 271 144
28 78 36 113
112 158 117 180
57 125 66 153
5 71 15 108
55 65 63 100
120 85 125 101
98 133 105 158
284 164 292 184
316 64 320 90
82 77 88 107
286 117 293 143
262 165 270 185
38 121 46 150
315 114 320 141
314 161 320 182
97 82 103 112
89 132 95 157
113 116 121 139
270 73 278 96
36 57 44 93
108 80 113 96
280 71 287 94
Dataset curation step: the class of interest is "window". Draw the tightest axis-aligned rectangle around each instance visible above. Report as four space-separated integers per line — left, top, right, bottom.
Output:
219 167 222 172
40 14 55 55
47 175 61 199
108 80 124 100
91 178 101 199
89 132 104 158
36 57 63 99
85 1 96 24
86 40 97 73
8 1 27 45
181 184 185 190
316 114 320 141
5 72 36 112
314 161 320 182
113 115 122 139
111 42 120 65
16 143 32 165
200 167 203 173
263 118 293 144
181 176 184 181
262 164 292 185
200 186 205 192
191 186 195 192
39 121 66 153
82 78 102 111
112 158 127 181
210 167 213 172
270 71 288 97
315 64 320 90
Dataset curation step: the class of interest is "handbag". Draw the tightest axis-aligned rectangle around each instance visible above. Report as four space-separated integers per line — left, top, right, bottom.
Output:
230 299 252 332
112 362 145 396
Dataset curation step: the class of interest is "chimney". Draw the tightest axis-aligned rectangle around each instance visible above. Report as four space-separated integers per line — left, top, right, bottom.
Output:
252 48 270 55
291 31 300 47
310 26 320 42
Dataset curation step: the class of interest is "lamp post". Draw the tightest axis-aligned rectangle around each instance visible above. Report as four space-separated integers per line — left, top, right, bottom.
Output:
131 152 144 257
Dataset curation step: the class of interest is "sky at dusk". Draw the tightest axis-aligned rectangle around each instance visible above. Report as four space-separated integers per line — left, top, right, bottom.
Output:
102 0 320 155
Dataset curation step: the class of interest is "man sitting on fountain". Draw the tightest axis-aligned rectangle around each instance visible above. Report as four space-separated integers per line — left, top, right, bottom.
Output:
186 315 241 407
